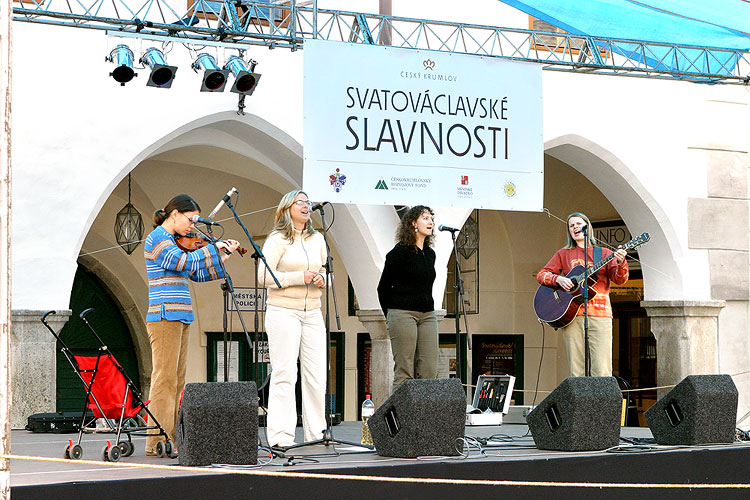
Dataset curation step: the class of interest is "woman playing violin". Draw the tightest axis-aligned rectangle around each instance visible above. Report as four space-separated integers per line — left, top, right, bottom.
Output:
143 194 240 456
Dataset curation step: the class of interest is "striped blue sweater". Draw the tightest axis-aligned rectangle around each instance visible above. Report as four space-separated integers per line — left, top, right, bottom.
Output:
144 226 225 324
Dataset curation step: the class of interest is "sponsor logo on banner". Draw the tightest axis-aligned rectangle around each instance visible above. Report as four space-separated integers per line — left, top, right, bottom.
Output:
400 58 458 82
329 168 347 193
457 176 473 199
375 178 389 190
504 182 516 197
389 176 431 192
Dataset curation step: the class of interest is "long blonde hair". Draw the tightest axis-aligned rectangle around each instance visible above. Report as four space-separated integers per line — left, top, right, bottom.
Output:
272 190 316 242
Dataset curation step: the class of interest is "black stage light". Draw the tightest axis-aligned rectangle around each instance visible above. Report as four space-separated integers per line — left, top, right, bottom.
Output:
192 53 230 92
224 56 262 95
140 47 178 88
107 44 136 86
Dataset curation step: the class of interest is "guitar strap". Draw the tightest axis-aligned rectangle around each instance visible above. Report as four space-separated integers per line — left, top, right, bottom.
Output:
593 246 602 264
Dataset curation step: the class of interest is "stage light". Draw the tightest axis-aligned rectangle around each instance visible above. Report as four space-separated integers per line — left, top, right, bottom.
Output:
107 44 136 86
192 53 230 92
224 56 262 95
140 48 178 88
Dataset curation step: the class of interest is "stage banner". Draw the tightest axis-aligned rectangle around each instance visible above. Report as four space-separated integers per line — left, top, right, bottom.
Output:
303 39 543 210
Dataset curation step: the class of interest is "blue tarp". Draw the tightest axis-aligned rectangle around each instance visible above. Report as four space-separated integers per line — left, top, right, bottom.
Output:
499 0 750 76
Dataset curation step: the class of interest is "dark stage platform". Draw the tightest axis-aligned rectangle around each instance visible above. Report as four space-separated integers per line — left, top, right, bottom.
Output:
9 422 750 499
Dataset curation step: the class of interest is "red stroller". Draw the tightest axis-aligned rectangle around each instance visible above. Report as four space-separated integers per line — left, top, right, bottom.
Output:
41 308 175 461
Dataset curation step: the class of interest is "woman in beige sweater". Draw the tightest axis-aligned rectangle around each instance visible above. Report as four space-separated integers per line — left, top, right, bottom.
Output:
260 190 327 449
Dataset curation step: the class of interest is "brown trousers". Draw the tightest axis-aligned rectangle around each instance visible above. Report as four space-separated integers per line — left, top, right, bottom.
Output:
145 319 190 453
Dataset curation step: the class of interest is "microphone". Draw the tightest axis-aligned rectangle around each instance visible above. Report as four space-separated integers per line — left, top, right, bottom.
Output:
208 187 238 219
438 224 460 233
575 224 588 235
191 214 220 226
311 201 328 211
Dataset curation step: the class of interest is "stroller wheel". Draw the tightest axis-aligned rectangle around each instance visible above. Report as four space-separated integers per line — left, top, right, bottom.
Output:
101 444 110 462
118 440 134 457
69 444 83 460
165 440 177 458
108 445 121 462
155 440 166 458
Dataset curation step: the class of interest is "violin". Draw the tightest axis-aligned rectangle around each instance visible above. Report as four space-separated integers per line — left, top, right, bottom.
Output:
175 232 247 256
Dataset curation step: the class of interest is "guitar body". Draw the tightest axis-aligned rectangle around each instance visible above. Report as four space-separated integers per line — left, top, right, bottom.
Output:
533 233 650 329
533 265 598 329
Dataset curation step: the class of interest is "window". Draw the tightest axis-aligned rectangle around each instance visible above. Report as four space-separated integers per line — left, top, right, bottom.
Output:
444 210 479 316
186 0 290 27
528 16 608 58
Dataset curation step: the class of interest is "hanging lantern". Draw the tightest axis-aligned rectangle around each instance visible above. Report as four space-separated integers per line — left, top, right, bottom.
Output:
456 213 479 259
114 174 144 255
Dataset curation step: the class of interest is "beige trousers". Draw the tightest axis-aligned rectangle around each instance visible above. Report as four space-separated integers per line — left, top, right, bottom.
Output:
145 319 190 453
561 315 613 377
386 309 439 391
265 305 327 447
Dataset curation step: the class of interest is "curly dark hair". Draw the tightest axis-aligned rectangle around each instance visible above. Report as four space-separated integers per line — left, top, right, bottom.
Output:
396 205 434 248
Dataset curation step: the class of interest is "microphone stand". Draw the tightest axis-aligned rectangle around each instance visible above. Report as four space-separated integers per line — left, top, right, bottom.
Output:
218 196 282 448
250 250 270 403
223 197 281 290
194 225 252 383
582 226 591 377
447 229 471 392
281 203 372 455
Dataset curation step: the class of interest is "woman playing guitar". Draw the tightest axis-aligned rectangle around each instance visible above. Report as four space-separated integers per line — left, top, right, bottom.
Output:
535 212 628 378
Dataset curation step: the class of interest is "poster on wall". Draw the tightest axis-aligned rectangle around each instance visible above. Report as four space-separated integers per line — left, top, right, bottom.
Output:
471 334 524 404
303 39 543 211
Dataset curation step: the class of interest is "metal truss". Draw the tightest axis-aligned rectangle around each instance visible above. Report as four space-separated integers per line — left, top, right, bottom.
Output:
13 0 750 84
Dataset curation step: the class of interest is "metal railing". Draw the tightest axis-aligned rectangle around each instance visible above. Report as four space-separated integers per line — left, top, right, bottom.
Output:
12 0 750 84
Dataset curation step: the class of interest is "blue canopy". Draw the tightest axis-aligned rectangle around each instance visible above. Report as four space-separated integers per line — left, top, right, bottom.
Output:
499 0 750 76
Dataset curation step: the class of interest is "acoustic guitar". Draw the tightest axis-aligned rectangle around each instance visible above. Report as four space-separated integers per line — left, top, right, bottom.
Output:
533 232 650 329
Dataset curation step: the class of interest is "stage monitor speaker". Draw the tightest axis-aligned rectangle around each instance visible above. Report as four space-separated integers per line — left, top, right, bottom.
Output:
645 374 738 445
527 376 622 451
367 378 465 458
177 381 258 466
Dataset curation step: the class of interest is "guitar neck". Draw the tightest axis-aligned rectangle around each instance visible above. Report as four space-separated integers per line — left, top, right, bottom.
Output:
585 249 616 279
581 237 643 280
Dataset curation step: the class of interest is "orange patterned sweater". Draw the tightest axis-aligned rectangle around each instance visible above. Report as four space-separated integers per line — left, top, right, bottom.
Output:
536 246 629 318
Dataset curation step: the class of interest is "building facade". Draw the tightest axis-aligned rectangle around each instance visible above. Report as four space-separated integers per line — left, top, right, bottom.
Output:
9 0 750 428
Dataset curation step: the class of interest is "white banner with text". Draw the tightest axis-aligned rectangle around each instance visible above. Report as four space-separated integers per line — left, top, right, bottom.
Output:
303 40 544 211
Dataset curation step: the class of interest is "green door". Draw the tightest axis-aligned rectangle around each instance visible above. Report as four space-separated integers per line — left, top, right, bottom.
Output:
56 266 140 412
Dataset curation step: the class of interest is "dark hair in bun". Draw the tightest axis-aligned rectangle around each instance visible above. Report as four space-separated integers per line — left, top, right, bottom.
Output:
153 194 201 227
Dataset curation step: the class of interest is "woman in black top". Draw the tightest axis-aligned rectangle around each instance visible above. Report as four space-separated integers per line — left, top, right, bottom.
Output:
377 205 438 391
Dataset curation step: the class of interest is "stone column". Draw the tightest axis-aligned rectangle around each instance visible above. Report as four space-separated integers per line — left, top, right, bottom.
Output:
355 309 393 407
641 300 725 398
10 310 70 428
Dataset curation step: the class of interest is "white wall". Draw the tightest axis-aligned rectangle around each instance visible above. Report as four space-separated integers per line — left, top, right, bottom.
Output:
10 2 750 419
11 22 305 309
14 2 737 310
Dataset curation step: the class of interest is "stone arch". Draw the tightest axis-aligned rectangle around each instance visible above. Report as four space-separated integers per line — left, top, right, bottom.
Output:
544 134 686 300
66 111 405 317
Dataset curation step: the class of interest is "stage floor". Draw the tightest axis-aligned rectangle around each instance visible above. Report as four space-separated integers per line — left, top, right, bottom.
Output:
10 422 750 499
10 421 554 485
